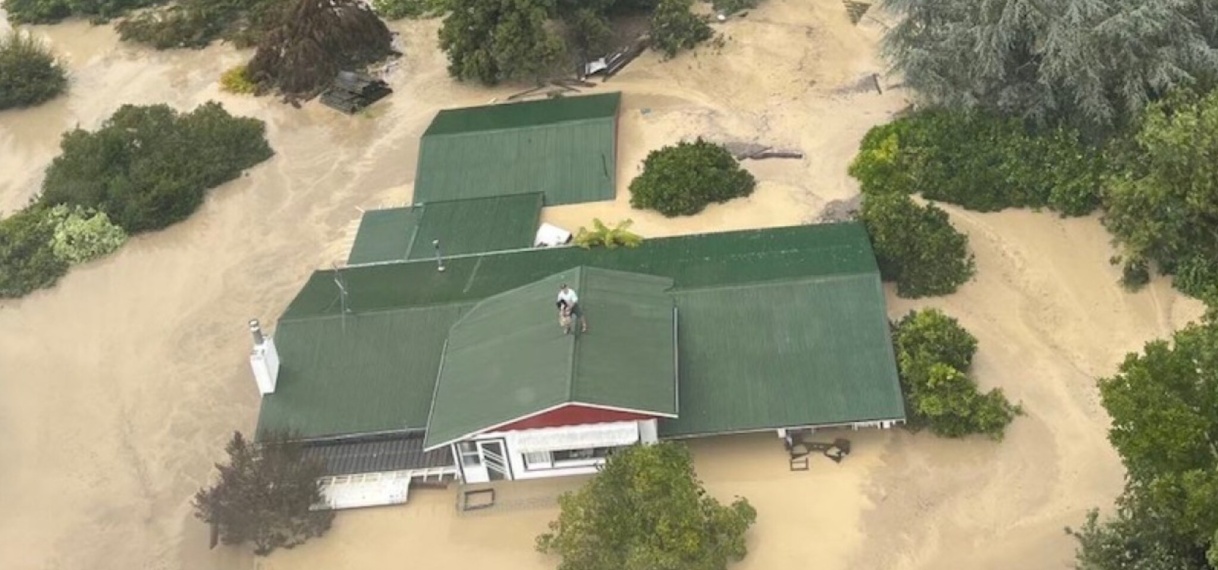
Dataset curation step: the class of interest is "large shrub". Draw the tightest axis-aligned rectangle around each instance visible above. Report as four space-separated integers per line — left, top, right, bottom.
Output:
858 192 974 298
194 432 334 556
3 0 162 24
438 0 567 85
246 0 393 99
849 111 1106 216
649 0 711 59
537 442 757 570
630 138 756 217
39 102 273 233
1104 90 1218 298
893 309 1021 439
0 31 68 110
116 0 281 50
0 207 69 299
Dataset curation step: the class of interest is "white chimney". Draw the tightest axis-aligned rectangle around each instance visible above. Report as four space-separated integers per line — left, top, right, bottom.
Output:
249 319 280 395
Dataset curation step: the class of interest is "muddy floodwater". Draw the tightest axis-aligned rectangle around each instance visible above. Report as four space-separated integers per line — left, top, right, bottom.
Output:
0 1 1205 569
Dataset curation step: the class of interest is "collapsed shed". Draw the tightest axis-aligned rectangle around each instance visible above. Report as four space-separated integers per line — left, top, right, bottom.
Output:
320 71 393 114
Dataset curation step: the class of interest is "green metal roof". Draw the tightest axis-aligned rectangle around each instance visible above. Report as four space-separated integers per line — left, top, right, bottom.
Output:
660 274 904 438
287 223 876 319
256 304 470 440
424 267 677 449
413 93 620 206
346 193 542 265
262 222 905 443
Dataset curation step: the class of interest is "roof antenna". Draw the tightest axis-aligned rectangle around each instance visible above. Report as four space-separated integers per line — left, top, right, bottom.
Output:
433 239 446 272
332 264 352 330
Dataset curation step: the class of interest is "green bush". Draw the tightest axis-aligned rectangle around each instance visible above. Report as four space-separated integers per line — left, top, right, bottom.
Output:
629 138 755 217
115 0 281 50
46 205 127 264
0 207 69 299
372 0 447 20
893 309 1021 439
3 0 162 24
649 0 712 59
219 65 257 94
0 32 68 110
1104 90 1218 300
849 111 1106 216
39 102 273 233
438 0 567 85
858 192 974 298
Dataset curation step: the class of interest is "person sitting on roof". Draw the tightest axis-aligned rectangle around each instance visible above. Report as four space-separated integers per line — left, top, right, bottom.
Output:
556 283 588 334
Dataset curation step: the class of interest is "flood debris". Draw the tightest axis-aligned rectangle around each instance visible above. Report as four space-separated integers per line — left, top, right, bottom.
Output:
580 34 651 82
319 71 392 114
722 141 805 160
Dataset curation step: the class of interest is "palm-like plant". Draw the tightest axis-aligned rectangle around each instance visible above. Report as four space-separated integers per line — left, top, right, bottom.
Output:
574 218 643 249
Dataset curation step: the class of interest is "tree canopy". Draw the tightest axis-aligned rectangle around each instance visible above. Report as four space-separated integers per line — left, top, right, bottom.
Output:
882 0 1218 132
849 110 1106 216
892 309 1021 439
246 0 394 99
537 442 757 570
0 31 67 110
1072 317 1218 568
629 138 756 217
39 102 273 233
0 207 69 299
438 0 567 86
857 192 974 298
649 0 712 59
115 0 282 50
194 431 334 556
1103 90 1218 299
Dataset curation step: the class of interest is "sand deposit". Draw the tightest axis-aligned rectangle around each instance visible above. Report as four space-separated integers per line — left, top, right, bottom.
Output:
0 1 1205 569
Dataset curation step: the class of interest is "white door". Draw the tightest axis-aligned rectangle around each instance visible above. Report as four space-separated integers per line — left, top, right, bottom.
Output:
457 439 512 483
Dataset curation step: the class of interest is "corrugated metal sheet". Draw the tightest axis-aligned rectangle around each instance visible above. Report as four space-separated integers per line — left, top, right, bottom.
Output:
423 92 620 136
262 222 904 443
346 193 542 266
256 304 471 440
414 94 620 206
423 267 676 449
409 193 543 260
347 208 419 265
659 274 906 438
286 223 878 320
304 433 455 476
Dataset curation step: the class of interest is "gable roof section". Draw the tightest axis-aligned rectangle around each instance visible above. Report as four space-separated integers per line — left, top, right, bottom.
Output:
423 267 677 449
286 223 875 320
414 93 620 206
346 193 542 265
263 222 904 444
255 304 471 440
660 273 904 438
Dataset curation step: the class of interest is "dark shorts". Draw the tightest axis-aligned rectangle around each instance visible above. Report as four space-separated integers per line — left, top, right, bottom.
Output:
568 303 583 318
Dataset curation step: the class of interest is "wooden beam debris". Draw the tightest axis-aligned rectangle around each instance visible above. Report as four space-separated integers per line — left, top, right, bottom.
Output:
723 141 805 160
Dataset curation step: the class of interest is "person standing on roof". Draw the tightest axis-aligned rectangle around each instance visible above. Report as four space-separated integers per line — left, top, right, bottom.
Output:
556 283 588 334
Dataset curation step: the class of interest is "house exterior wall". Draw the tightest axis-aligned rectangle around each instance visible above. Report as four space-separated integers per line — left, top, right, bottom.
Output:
461 419 655 482
493 404 655 432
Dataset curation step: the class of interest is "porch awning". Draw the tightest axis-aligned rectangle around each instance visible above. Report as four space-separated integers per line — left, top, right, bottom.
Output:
511 422 639 453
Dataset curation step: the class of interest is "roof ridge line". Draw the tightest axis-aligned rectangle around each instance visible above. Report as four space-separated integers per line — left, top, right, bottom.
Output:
566 267 583 402
280 300 471 323
672 272 873 294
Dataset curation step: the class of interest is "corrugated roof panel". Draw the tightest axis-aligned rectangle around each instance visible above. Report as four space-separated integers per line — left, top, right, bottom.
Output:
256 304 470 440
659 274 906 438
303 434 455 476
423 267 676 449
415 95 619 206
284 223 878 320
408 193 543 260
423 92 621 136
347 208 419 265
